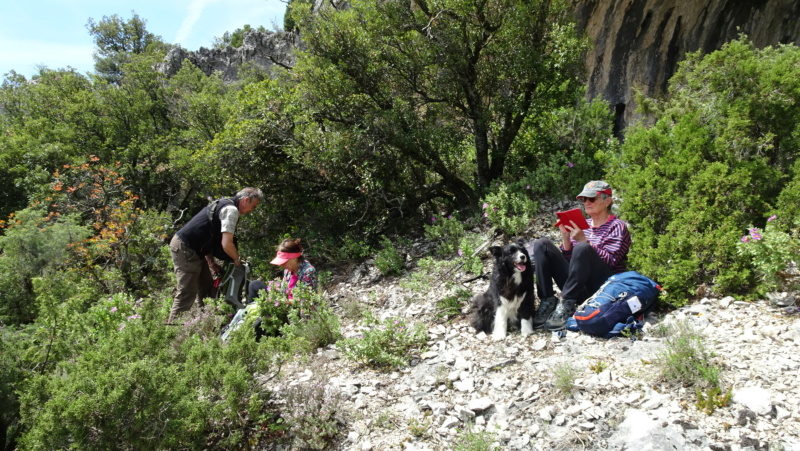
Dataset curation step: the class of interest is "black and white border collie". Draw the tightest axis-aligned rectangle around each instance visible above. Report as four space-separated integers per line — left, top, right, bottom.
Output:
470 238 536 340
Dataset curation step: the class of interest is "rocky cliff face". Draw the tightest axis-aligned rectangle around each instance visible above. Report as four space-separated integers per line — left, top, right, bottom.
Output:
156 30 298 82
574 0 800 133
159 1 800 133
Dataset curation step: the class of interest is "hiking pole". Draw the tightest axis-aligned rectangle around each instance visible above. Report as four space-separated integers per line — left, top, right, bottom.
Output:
435 228 503 288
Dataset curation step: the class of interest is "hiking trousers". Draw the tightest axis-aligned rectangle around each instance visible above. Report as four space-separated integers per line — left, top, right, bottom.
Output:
168 234 213 323
532 238 612 303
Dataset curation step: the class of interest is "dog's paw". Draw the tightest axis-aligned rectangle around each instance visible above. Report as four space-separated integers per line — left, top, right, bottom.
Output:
520 319 534 337
492 331 507 341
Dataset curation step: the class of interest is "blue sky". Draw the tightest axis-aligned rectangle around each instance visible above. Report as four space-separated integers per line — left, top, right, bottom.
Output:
0 0 287 79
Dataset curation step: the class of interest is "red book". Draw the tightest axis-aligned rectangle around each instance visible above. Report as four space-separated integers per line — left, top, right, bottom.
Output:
554 208 590 230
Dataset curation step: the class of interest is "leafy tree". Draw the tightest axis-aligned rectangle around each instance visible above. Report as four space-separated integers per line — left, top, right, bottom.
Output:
610 37 800 303
284 0 313 32
86 12 168 84
289 0 587 209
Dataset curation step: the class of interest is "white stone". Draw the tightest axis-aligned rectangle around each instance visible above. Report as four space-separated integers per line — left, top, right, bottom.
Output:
734 386 773 416
775 405 791 420
719 296 735 308
454 378 474 392
468 397 494 412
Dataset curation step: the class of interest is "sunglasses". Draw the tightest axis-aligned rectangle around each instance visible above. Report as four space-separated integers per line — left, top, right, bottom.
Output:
579 196 599 203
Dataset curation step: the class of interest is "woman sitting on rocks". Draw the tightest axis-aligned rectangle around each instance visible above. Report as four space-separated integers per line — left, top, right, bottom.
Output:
529 180 631 331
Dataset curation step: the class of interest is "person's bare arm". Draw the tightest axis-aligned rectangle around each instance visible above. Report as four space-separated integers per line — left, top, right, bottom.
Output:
221 232 241 265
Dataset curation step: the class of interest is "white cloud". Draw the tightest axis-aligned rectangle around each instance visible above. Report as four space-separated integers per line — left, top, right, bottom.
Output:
174 0 217 46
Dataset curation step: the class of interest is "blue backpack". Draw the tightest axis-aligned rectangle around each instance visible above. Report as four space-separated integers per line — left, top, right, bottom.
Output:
569 271 661 338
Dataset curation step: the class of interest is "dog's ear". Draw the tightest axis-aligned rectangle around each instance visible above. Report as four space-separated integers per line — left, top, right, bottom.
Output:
515 237 527 247
488 246 502 258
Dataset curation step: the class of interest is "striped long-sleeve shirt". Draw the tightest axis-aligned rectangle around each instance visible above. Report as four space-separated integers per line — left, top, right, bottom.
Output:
561 215 631 273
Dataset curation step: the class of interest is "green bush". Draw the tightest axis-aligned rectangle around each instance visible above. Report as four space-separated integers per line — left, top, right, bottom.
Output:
279 381 344 450
456 232 489 276
509 98 616 200
453 424 496 451
374 236 406 276
737 216 800 292
251 281 336 346
434 288 472 322
17 298 290 449
480 185 537 237
338 313 428 369
424 214 467 257
0 207 90 325
657 321 721 389
280 295 342 353
399 256 454 293
553 362 577 396
0 324 37 450
611 37 800 303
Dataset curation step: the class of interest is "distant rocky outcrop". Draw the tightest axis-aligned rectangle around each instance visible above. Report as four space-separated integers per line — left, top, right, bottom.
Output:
156 30 298 82
575 0 800 134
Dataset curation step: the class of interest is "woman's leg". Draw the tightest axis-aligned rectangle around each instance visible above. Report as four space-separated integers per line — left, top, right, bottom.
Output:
531 238 569 328
546 242 613 330
248 280 268 301
560 242 613 303
532 238 569 299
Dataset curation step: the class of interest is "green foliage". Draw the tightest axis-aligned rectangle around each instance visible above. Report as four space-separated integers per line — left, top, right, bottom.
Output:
453 424 496 451
279 381 344 449
407 417 432 438
588 358 608 374
612 37 800 302
0 324 36 450
424 217 484 275
212 24 268 49
280 297 342 352
512 98 616 199
457 233 487 276
657 321 721 389
85 293 141 340
425 214 467 257
338 314 428 369
481 185 537 236
17 298 290 450
737 216 800 292
435 288 472 322
374 236 406 276
255 279 296 337
399 256 454 294
86 12 166 84
291 0 588 210
254 281 323 339
695 386 733 415
44 160 174 298
553 362 577 396
284 0 313 31
0 207 90 325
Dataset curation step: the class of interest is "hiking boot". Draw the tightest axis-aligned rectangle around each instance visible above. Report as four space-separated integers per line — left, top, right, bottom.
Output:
545 299 578 331
531 296 559 329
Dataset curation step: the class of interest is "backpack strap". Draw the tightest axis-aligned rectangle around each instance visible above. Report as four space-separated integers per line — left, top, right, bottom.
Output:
207 199 220 223
605 316 644 340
